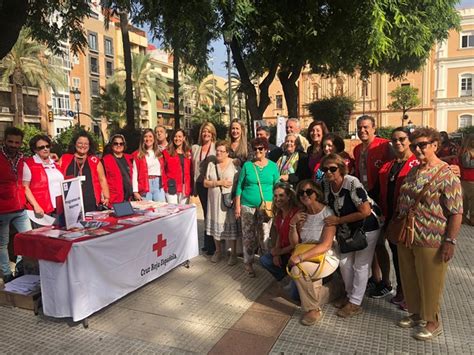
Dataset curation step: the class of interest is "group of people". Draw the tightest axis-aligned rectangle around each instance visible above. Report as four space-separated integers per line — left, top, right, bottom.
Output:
0 114 470 342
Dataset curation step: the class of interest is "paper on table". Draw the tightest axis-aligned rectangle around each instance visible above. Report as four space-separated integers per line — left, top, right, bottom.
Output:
27 210 55 226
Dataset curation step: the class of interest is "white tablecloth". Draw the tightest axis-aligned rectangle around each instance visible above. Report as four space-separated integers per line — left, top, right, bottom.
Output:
39 207 199 321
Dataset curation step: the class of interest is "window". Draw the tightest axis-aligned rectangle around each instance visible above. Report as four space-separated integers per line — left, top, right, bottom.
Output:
90 56 99 75
275 94 283 109
161 66 168 73
52 93 71 116
72 77 80 90
90 79 100 97
88 32 98 52
460 74 473 97
401 83 410 87
72 55 79 65
104 37 113 56
461 32 474 49
105 60 113 77
459 114 473 128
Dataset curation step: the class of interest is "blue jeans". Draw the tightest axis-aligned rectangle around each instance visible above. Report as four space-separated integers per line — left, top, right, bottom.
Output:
0 210 32 277
144 177 165 202
260 252 299 301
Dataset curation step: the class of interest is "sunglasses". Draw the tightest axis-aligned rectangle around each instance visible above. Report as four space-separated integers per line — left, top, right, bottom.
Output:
297 189 316 197
254 146 265 151
36 144 51 150
391 137 408 144
321 166 338 173
409 141 433 151
113 142 124 146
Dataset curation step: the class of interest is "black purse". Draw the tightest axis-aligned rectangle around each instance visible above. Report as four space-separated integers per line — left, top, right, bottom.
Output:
336 223 368 254
214 164 234 209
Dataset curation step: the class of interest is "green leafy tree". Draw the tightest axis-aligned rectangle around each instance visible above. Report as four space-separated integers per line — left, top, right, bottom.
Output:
52 125 100 157
306 96 355 137
190 106 228 143
0 0 91 60
1 28 67 126
376 126 397 140
18 124 43 156
92 83 127 133
388 86 421 126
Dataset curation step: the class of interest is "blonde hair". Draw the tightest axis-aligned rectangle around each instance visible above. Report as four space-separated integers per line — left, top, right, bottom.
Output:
228 119 248 159
198 122 217 145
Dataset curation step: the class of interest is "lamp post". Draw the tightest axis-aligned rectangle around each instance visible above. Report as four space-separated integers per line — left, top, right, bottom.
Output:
223 31 233 122
361 76 368 116
71 88 81 126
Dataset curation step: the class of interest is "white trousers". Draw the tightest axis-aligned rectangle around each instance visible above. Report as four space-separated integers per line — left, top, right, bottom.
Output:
165 193 189 205
338 228 380 306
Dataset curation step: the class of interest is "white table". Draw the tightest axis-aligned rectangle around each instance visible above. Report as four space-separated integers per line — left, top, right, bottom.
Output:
39 207 198 322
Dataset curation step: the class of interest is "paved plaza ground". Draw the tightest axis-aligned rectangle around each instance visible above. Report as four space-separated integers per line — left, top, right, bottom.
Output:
1 202 473 354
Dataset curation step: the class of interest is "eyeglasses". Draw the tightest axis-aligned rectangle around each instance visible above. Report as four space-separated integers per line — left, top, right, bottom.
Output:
113 142 124 146
321 166 338 173
254 146 265 151
297 189 316 197
216 149 227 153
391 137 408 144
409 141 433 151
36 145 50 150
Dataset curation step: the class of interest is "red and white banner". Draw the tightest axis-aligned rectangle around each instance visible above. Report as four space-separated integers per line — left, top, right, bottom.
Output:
39 207 198 321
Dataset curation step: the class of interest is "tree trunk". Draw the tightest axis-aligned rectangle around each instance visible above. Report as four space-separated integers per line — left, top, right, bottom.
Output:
0 0 27 60
173 51 180 130
230 37 278 131
278 66 302 118
119 12 135 130
12 68 24 126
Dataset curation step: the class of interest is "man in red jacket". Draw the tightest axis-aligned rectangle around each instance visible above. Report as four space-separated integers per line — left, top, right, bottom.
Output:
353 116 393 298
0 127 32 283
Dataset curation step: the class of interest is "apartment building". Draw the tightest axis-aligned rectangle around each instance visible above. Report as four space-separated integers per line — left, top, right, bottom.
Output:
263 7 474 134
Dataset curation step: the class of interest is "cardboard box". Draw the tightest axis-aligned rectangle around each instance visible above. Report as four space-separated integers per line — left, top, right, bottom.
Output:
0 288 41 312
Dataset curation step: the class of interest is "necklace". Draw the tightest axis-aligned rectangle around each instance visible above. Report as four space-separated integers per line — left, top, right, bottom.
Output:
200 144 211 162
1 146 22 178
389 160 406 182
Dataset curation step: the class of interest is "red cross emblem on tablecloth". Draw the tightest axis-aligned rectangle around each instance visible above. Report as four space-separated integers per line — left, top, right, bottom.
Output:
153 233 167 257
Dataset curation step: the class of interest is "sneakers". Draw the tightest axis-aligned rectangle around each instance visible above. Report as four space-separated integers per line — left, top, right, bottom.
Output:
336 302 363 318
366 276 377 293
370 281 395 299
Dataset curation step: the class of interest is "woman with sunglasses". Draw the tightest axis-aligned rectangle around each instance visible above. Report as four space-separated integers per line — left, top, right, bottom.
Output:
287 180 339 325
320 153 382 318
132 128 165 202
162 129 193 204
235 137 280 277
102 134 133 204
23 135 64 218
373 127 419 307
273 133 311 187
259 182 299 293
59 130 110 212
395 128 462 341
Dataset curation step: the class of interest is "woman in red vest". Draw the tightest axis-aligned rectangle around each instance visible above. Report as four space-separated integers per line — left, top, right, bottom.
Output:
23 134 64 217
132 128 165 202
59 130 110 212
162 129 193 204
102 134 133 204
377 127 419 309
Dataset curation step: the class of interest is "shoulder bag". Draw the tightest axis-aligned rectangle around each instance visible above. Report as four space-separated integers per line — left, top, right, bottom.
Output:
252 163 273 218
214 163 233 209
386 164 444 247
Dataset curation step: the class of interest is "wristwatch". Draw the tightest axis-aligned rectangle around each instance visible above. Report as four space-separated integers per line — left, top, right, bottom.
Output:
444 238 457 245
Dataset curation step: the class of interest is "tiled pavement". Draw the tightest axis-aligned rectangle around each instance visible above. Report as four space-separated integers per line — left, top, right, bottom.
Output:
1 201 473 354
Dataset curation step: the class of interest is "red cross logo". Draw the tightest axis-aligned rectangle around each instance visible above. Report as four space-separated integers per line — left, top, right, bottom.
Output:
153 234 167 257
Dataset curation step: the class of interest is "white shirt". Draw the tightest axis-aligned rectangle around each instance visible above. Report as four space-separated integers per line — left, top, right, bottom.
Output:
299 206 334 243
132 150 161 193
23 154 64 208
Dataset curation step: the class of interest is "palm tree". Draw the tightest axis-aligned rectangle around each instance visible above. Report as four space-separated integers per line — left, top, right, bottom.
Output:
0 28 66 126
91 82 128 133
183 70 224 109
113 52 169 125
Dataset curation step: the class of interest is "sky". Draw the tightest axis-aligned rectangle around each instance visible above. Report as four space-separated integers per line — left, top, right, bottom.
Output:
147 0 474 79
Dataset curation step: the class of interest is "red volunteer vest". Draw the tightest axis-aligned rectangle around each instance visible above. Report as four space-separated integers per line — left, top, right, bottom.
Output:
354 137 392 191
25 157 62 214
0 152 25 213
132 151 150 194
162 149 193 196
102 153 133 204
378 154 420 217
60 153 102 204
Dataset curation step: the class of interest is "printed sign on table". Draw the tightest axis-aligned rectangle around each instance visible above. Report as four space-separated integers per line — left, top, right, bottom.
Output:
61 176 85 229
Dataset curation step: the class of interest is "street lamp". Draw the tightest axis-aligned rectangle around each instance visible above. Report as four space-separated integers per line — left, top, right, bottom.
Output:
223 30 233 122
71 88 81 126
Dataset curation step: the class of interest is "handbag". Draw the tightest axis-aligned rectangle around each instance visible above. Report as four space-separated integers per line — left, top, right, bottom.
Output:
386 165 444 247
214 164 233 209
285 243 327 280
252 163 273 218
336 223 368 254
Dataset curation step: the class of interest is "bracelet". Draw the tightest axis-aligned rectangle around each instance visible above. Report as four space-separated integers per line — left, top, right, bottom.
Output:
444 238 457 245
